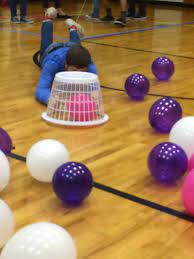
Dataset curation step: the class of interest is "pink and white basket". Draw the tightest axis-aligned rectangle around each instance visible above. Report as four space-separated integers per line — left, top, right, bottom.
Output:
42 72 109 126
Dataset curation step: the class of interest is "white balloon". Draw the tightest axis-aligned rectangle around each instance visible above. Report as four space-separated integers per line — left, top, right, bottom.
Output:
26 139 69 182
1 222 77 259
169 116 194 158
0 199 15 248
0 150 10 192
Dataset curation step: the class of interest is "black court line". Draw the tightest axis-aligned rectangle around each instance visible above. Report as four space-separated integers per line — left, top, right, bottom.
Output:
9 152 26 162
32 52 194 101
94 182 194 222
32 50 194 101
1 13 194 61
101 85 194 101
8 152 194 223
84 40 194 61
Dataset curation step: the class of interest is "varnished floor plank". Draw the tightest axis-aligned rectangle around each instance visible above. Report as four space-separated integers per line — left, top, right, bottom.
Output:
1 1 194 258
2 158 194 259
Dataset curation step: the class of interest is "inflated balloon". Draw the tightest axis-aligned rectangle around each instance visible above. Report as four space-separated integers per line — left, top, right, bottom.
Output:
125 73 150 101
53 162 93 206
149 97 182 133
169 116 194 158
152 57 174 81
0 222 76 259
0 150 10 192
188 154 194 172
0 128 12 155
148 142 188 184
182 170 194 216
26 139 69 182
67 94 97 121
0 199 15 248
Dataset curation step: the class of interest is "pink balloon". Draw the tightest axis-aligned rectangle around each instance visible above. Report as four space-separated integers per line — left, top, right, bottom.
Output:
182 170 194 215
188 154 194 172
67 94 97 122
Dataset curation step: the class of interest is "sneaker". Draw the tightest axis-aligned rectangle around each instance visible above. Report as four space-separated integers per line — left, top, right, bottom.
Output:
11 16 20 23
65 18 85 37
85 14 100 21
132 14 147 21
20 16 34 24
114 18 127 27
57 13 72 19
45 7 58 19
100 15 114 22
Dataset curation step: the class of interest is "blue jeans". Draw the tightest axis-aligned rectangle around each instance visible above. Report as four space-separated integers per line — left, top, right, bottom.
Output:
40 21 81 60
92 0 100 18
9 0 27 17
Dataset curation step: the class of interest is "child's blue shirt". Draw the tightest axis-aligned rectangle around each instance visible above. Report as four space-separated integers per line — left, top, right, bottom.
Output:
35 46 97 104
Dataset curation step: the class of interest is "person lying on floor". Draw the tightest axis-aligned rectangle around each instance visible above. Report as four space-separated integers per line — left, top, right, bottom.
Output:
35 7 97 105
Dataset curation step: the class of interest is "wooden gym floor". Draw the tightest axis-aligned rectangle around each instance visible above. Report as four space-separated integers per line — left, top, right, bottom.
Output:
1 1 194 258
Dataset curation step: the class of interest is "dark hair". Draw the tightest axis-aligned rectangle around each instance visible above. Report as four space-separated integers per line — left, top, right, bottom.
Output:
66 45 91 68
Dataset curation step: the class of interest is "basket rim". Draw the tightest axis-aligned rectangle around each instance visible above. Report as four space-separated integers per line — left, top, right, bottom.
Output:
54 71 98 84
42 112 109 127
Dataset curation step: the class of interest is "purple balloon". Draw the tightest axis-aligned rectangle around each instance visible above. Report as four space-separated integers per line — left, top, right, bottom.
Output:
152 57 174 81
52 162 93 206
148 142 188 184
0 128 12 154
125 73 150 101
149 97 182 133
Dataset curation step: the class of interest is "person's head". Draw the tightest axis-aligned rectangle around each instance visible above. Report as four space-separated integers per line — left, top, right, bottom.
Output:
65 45 91 72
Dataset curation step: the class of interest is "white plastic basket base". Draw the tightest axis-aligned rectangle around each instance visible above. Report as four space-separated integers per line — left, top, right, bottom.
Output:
42 112 109 127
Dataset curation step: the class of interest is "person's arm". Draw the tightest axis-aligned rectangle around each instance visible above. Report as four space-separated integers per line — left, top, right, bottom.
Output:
87 63 98 75
35 59 59 104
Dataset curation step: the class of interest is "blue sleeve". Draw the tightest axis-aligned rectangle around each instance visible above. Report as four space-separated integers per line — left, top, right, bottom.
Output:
87 63 98 75
35 59 59 105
